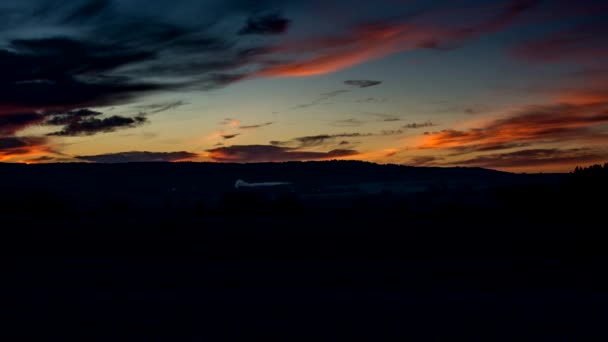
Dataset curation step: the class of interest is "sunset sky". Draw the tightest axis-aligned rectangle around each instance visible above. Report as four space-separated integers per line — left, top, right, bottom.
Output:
1 0 607 172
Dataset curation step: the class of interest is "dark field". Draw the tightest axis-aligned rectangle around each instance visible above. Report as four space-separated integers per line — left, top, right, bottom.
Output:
1 161 607 340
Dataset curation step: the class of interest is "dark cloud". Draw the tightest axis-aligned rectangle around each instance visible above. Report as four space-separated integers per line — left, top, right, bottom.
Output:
0 107 149 138
0 2 284 146
49 114 147 136
221 134 240 140
238 12 291 35
272 133 371 148
239 122 274 129
45 109 103 126
207 145 358 162
380 130 404 136
344 80 382 88
356 97 387 104
0 37 163 110
271 129 404 149
403 121 436 129
0 113 44 135
77 151 199 163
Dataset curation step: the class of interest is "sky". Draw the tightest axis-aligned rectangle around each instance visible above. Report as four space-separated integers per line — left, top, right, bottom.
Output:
1 0 607 172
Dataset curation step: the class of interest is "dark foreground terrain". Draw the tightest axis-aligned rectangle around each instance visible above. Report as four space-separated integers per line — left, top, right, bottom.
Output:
1 161 608 340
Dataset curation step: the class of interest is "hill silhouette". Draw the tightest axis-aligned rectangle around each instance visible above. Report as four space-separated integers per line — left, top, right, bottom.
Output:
1 160 607 340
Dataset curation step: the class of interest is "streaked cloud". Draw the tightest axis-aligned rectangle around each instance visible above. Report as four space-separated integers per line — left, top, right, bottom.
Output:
271 133 372 148
344 80 382 88
257 0 540 77
221 133 240 140
0 136 51 161
206 145 358 162
239 122 274 130
77 151 199 163
48 113 147 136
420 102 608 150
403 121 436 129
445 148 607 169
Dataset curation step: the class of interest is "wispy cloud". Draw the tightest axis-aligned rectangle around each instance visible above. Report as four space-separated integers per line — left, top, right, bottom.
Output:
239 122 274 130
365 112 401 122
271 133 372 148
292 89 350 109
344 80 382 88
331 118 366 127
356 97 387 104
133 101 188 115
271 128 405 150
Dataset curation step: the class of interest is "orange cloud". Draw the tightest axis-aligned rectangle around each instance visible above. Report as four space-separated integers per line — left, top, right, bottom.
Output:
420 102 608 151
257 1 538 77
0 137 51 162
258 24 426 77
